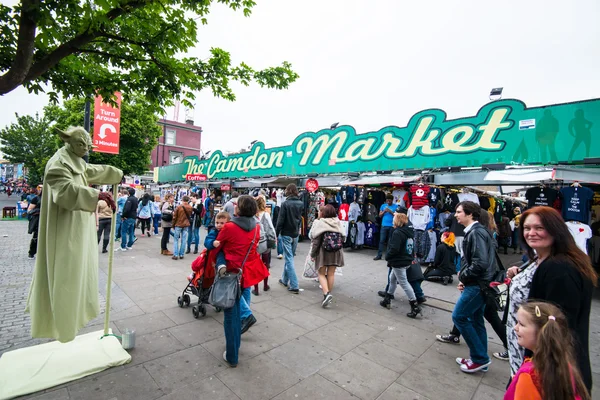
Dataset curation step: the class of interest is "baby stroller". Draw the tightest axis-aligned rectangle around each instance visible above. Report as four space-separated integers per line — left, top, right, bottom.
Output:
177 249 220 318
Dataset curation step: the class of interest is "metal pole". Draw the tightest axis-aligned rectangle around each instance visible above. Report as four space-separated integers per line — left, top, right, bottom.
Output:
84 100 91 132
103 183 118 335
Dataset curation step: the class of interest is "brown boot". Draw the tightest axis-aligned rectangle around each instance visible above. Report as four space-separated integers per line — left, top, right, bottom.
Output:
162 249 173 256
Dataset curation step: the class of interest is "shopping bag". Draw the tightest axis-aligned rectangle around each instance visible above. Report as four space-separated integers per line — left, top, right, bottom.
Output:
302 253 318 280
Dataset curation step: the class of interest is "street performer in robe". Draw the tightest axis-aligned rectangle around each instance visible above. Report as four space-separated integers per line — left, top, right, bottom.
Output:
25 126 123 343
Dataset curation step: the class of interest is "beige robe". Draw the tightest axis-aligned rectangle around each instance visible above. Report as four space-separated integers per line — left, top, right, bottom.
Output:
25 146 122 342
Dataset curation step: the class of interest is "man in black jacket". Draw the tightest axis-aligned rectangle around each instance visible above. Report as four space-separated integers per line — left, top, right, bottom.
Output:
275 184 304 293
118 187 138 251
452 201 497 373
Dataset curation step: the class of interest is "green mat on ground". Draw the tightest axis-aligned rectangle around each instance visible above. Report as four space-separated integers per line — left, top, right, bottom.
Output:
0 329 131 400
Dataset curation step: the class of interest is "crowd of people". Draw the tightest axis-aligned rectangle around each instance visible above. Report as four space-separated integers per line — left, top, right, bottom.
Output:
22 182 595 398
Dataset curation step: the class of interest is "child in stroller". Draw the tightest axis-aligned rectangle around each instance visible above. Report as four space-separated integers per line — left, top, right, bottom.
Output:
177 211 230 318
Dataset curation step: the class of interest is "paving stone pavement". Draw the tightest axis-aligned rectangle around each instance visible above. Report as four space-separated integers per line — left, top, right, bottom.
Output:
0 197 598 400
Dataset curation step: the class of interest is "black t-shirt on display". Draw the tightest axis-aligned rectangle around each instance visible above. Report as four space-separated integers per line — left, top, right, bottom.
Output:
525 187 559 209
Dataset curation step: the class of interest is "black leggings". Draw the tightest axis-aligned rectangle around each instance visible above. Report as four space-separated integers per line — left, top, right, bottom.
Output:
450 296 508 349
139 218 151 234
97 218 112 250
29 229 38 257
161 227 171 251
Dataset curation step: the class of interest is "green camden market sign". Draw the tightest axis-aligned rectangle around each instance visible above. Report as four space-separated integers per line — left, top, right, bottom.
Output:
156 98 600 182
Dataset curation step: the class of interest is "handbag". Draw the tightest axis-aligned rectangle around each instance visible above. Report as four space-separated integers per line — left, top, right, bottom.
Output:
209 227 257 309
302 247 318 280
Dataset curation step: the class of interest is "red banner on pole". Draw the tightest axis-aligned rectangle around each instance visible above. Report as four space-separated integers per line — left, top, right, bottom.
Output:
93 92 122 154
305 178 319 193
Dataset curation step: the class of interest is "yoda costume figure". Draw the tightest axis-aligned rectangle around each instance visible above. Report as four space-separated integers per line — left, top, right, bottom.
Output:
25 127 123 343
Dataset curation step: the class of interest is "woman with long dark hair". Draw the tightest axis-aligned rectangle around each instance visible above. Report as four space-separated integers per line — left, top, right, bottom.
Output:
520 206 597 392
137 193 153 237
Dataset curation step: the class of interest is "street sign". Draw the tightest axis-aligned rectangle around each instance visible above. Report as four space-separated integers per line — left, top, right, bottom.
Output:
186 174 207 181
305 178 319 193
93 92 122 154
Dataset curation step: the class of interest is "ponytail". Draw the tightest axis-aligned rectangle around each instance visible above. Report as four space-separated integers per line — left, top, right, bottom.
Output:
521 302 590 400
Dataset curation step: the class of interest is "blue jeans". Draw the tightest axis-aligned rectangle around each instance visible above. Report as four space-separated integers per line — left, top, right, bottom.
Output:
292 236 299 256
223 297 241 366
410 279 424 300
240 287 252 320
115 213 122 239
280 235 299 290
452 285 489 365
187 225 200 250
173 227 188 257
277 234 283 255
153 214 161 235
120 218 135 249
203 211 212 227
377 226 393 257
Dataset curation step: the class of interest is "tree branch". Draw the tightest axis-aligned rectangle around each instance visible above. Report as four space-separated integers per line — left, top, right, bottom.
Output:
75 48 153 63
0 0 40 95
0 0 153 95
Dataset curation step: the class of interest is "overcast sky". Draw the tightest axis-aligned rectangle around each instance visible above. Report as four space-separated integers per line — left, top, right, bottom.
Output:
1 0 599 154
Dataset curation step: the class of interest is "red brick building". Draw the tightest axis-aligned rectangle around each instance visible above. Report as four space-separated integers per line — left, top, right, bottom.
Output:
151 119 202 169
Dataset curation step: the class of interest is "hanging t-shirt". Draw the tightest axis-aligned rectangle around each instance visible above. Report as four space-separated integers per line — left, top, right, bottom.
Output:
428 187 442 207
338 204 350 221
366 203 378 223
457 192 480 204
339 220 349 237
426 207 437 230
348 202 361 222
392 190 407 207
560 186 594 223
346 187 356 204
525 187 559 208
364 222 378 247
356 222 365 246
566 221 592 254
356 188 366 204
410 185 430 209
408 206 430 230
380 203 398 227
478 196 490 211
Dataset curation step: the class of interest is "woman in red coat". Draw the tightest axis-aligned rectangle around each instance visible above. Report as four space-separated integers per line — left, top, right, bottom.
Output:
216 195 269 367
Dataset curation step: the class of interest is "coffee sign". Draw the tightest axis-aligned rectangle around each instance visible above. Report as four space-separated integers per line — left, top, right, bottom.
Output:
156 98 600 182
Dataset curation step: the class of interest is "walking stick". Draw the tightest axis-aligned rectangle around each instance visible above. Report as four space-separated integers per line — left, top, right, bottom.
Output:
103 183 118 336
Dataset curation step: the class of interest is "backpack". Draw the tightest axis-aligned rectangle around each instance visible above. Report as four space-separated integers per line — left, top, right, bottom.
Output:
260 212 276 249
322 231 343 252
256 217 268 254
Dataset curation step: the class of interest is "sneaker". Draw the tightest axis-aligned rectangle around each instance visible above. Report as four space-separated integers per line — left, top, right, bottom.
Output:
460 359 491 373
28 255 35 260
222 351 237 368
436 334 460 344
115 247 127 252
288 288 300 294
322 293 333 308
417 297 427 304
373 256 382 260
455 358 489 372
442 276 450 286
102 249 108 253
277 254 283 259
252 288 259 296
278 279 288 288
126 246 133 250
493 350 509 361
172 256 178 260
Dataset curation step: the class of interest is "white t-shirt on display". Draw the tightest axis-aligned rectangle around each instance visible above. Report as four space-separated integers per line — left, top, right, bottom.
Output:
392 190 407 207
565 221 592 254
457 192 480 205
